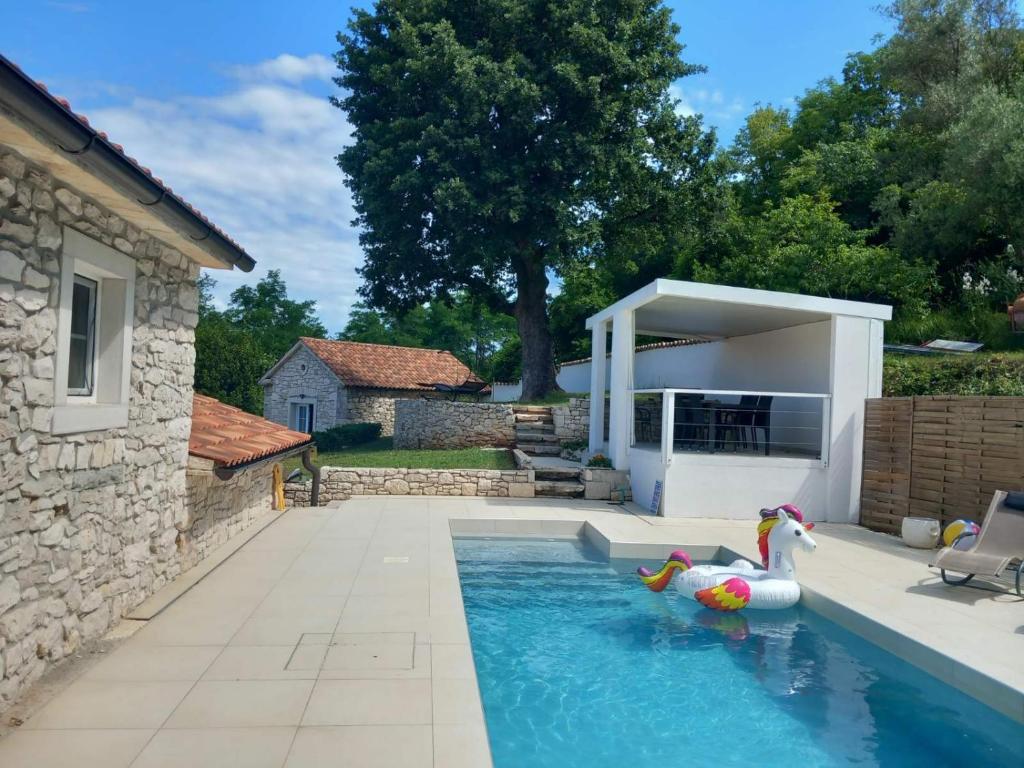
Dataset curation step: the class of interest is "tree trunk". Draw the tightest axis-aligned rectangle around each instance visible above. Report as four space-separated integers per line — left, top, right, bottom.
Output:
514 260 560 401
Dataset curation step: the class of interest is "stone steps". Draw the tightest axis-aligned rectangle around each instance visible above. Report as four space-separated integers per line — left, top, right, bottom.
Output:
534 480 585 498
513 406 559 456
534 467 582 482
517 442 562 456
513 413 553 424
515 431 559 443
515 422 555 434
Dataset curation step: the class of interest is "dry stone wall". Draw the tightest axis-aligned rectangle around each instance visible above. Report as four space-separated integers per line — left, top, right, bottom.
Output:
0 145 264 712
286 466 534 504
552 397 589 442
393 400 515 449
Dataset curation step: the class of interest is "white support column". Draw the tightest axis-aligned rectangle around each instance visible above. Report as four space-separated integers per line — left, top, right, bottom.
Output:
607 309 634 470
661 391 674 466
588 320 608 454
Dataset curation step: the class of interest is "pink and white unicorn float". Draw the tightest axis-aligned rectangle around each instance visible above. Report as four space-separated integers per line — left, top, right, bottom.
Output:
636 505 817 611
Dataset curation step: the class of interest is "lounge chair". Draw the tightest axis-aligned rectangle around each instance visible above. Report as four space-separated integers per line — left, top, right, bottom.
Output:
930 490 1024 596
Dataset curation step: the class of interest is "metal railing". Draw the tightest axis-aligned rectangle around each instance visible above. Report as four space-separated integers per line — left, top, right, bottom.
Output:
632 389 831 465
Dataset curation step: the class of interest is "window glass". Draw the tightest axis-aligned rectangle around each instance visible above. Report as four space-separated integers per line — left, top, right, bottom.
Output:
68 275 97 395
290 403 314 433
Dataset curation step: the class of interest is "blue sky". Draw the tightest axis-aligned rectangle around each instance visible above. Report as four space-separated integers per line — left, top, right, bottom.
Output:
3 1 891 333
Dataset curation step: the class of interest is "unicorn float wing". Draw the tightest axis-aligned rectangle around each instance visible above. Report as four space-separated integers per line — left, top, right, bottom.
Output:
695 577 751 612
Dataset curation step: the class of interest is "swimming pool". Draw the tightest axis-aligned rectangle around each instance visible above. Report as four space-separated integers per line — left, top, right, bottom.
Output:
455 537 1023 768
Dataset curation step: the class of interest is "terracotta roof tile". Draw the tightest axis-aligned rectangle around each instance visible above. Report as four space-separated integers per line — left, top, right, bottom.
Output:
300 338 480 391
189 394 312 468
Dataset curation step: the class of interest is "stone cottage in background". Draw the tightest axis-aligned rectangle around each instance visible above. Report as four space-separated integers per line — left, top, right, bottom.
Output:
260 337 484 436
0 56 306 713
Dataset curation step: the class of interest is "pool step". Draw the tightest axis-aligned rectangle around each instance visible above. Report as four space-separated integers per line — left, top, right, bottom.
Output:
534 480 585 498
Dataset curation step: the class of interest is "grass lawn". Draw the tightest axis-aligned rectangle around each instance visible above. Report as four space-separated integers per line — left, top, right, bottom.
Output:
514 391 587 406
283 437 516 477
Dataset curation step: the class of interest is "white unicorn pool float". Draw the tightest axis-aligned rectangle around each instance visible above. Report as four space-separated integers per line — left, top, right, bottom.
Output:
636 504 816 611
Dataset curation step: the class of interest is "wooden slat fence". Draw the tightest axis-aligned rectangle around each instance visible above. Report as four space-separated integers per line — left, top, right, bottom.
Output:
860 396 1024 534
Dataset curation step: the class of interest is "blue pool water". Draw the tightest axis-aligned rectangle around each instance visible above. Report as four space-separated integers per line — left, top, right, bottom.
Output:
455 538 1024 768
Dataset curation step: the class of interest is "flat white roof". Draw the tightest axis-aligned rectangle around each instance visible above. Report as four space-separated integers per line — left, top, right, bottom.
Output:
585 279 892 338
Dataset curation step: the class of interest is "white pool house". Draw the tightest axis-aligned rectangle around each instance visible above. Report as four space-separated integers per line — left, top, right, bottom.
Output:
586 279 891 523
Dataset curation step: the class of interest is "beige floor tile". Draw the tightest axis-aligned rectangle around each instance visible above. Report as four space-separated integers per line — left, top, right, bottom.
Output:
26 680 192 730
288 643 329 671
322 643 414 671
431 678 484 725
430 644 476 680
131 727 296 768
230 597 345 646
0 728 152 768
302 679 432 726
426 614 470 644
433 722 492 768
284 725 432 767
203 645 321 680
331 632 416 646
342 594 429 617
81 645 221 682
132 600 256 646
165 680 314 728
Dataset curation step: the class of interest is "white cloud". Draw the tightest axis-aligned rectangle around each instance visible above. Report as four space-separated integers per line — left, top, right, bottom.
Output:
230 53 336 84
670 83 744 126
87 55 361 332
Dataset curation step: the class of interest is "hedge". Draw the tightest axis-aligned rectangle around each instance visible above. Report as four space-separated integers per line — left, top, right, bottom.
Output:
312 422 382 452
883 353 1024 397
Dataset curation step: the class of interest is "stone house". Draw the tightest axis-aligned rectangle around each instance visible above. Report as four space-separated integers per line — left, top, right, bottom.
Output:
260 337 482 436
0 56 307 712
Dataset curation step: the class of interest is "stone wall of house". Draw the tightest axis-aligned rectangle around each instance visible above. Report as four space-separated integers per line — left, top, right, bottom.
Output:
285 466 534 504
0 145 255 712
393 400 515 449
182 466 274 568
262 344 343 433
552 397 589 442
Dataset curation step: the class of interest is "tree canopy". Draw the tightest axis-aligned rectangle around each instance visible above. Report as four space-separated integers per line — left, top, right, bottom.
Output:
334 0 714 398
554 0 1024 357
194 271 328 413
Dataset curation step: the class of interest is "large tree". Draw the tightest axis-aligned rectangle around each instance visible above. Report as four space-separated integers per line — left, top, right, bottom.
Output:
334 0 704 399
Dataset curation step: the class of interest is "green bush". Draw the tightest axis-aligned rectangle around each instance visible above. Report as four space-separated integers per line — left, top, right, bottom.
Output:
586 453 613 468
883 353 1024 397
312 422 382 451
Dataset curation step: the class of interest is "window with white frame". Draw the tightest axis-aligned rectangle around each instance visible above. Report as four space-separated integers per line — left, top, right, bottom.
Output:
52 227 136 435
289 402 315 433
67 275 98 396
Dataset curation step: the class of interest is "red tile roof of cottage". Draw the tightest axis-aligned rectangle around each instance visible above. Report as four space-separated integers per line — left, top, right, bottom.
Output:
189 394 312 467
300 338 479 391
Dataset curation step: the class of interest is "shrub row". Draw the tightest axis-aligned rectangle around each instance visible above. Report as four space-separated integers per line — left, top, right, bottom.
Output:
883 353 1024 397
312 422 382 451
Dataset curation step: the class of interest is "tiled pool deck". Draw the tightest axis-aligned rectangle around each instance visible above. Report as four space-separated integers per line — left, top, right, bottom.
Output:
0 497 1021 767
